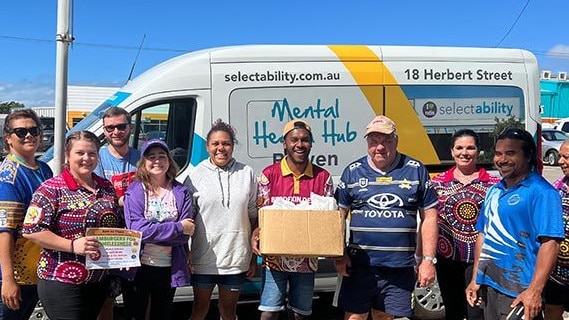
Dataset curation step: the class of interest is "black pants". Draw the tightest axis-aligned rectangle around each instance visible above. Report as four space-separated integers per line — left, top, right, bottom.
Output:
435 256 483 320
482 286 544 320
121 265 176 320
37 278 108 320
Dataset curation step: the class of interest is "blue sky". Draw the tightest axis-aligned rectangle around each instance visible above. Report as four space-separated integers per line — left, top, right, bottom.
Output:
1 0 569 107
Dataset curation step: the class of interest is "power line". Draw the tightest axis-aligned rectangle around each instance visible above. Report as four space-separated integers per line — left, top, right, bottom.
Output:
495 0 532 47
0 34 187 53
2 31 569 60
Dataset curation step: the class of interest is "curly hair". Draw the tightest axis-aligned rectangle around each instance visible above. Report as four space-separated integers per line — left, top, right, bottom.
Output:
206 118 237 145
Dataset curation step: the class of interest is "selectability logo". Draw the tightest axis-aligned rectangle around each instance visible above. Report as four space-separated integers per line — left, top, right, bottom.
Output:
421 100 515 118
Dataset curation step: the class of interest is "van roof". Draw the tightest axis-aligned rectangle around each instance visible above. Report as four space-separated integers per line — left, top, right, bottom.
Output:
122 45 536 95
206 45 533 63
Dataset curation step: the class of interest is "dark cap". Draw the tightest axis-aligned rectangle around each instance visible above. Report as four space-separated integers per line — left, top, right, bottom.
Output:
141 139 169 156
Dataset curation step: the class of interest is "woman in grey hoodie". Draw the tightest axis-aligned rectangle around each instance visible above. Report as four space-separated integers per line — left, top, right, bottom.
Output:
185 119 258 320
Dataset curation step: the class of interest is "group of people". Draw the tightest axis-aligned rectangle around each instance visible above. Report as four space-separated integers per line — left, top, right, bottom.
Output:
0 107 568 320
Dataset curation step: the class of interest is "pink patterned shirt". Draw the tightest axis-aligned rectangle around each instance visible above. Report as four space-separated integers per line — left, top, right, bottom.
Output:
431 167 500 263
23 169 120 284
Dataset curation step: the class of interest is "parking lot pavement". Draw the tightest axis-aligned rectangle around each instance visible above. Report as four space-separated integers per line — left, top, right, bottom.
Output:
543 165 562 183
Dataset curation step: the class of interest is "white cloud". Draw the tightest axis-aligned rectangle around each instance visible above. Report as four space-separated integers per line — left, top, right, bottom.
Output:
0 80 55 108
547 44 569 60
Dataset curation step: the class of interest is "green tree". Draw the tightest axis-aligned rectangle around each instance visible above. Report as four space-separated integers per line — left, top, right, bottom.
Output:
491 115 524 139
0 101 25 114
478 116 525 164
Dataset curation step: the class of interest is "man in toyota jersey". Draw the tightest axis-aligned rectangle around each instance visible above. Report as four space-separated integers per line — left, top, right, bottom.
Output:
251 119 333 320
334 115 438 320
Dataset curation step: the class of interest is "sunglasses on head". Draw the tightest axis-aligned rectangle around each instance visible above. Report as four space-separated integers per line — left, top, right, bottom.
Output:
10 127 40 138
103 123 129 133
497 127 528 140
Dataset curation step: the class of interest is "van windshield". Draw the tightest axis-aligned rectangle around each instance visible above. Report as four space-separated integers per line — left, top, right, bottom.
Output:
39 99 121 163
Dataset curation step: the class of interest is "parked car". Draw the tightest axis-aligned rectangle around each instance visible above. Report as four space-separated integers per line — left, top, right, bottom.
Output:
542 128 569 166
39 129 54 152
553 117 569 134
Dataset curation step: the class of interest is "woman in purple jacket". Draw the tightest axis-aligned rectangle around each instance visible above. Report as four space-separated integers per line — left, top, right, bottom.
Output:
122 139 195 320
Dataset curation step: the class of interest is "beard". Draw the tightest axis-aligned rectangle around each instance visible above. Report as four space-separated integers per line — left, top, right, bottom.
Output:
110 137 128 148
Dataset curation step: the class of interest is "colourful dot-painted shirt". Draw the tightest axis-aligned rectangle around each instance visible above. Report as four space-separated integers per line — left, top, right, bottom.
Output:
431 167 500 263
22 169 120 284
552 176 569 286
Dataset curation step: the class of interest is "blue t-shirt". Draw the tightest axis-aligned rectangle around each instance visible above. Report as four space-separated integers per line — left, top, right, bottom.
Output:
95 146 140 180
475 171 564 297
335 153 437 268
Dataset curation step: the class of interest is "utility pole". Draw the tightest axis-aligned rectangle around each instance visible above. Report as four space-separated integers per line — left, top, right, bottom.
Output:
53 0 73 174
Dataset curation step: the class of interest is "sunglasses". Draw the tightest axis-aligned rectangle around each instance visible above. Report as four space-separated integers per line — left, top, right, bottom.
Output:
103 123 130 133
497 127 529 140
10 127 41 138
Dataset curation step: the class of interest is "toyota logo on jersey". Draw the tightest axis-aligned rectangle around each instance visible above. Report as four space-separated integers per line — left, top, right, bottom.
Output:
367 193 404 209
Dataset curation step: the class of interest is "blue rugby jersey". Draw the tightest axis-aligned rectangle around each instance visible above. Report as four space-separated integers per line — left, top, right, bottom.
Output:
335 153 437 268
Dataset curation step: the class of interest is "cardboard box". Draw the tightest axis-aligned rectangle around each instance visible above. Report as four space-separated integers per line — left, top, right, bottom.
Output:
259 209 344 257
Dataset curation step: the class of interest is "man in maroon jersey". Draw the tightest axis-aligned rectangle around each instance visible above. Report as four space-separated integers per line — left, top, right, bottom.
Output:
252 119 334 320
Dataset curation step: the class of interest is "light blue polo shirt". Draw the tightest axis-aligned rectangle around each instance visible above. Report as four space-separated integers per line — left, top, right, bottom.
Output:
475 171 564 297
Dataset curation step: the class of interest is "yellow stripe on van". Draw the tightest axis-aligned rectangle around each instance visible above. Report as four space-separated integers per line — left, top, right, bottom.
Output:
328 45 440 165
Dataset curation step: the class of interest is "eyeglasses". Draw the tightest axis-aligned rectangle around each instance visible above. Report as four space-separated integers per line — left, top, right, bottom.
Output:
10 127 41 138
103 123 130 133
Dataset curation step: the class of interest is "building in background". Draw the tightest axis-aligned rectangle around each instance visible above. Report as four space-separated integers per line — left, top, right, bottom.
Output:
32 85 118 128
540 70 569 123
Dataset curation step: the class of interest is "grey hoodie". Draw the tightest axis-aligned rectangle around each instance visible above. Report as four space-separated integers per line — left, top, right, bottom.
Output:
185 158 258 274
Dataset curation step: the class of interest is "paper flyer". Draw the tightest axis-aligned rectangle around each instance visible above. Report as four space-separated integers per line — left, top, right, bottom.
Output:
85 228 142 269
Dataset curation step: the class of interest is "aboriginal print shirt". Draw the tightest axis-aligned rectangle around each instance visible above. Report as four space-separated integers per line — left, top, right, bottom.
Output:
431 167 500 263
552 176 569 286
22 169 119 284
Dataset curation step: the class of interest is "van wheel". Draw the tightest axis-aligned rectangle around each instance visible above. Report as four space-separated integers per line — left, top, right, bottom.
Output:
545 150 559 166
413 280 445 319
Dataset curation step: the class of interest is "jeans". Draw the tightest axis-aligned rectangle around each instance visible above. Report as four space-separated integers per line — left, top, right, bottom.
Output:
0 283 38 320
258 268 314 316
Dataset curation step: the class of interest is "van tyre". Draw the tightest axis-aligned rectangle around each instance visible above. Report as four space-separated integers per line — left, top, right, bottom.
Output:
545 150 559 166
412 280 445 319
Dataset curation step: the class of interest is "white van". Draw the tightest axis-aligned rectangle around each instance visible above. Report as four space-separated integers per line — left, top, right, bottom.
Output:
42 45 541 180
38 45 541 319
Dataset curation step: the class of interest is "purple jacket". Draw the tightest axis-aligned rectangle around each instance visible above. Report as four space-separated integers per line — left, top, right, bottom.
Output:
124 180 192 287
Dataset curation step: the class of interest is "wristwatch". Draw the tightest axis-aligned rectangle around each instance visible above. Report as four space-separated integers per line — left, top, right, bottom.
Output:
423 256 438 265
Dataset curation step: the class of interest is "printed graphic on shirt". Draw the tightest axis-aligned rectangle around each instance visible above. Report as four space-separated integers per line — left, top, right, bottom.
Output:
24 206 42 225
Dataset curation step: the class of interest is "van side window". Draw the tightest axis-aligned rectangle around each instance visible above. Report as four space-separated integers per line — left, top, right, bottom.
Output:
131 98 196 171
563 122 569 133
